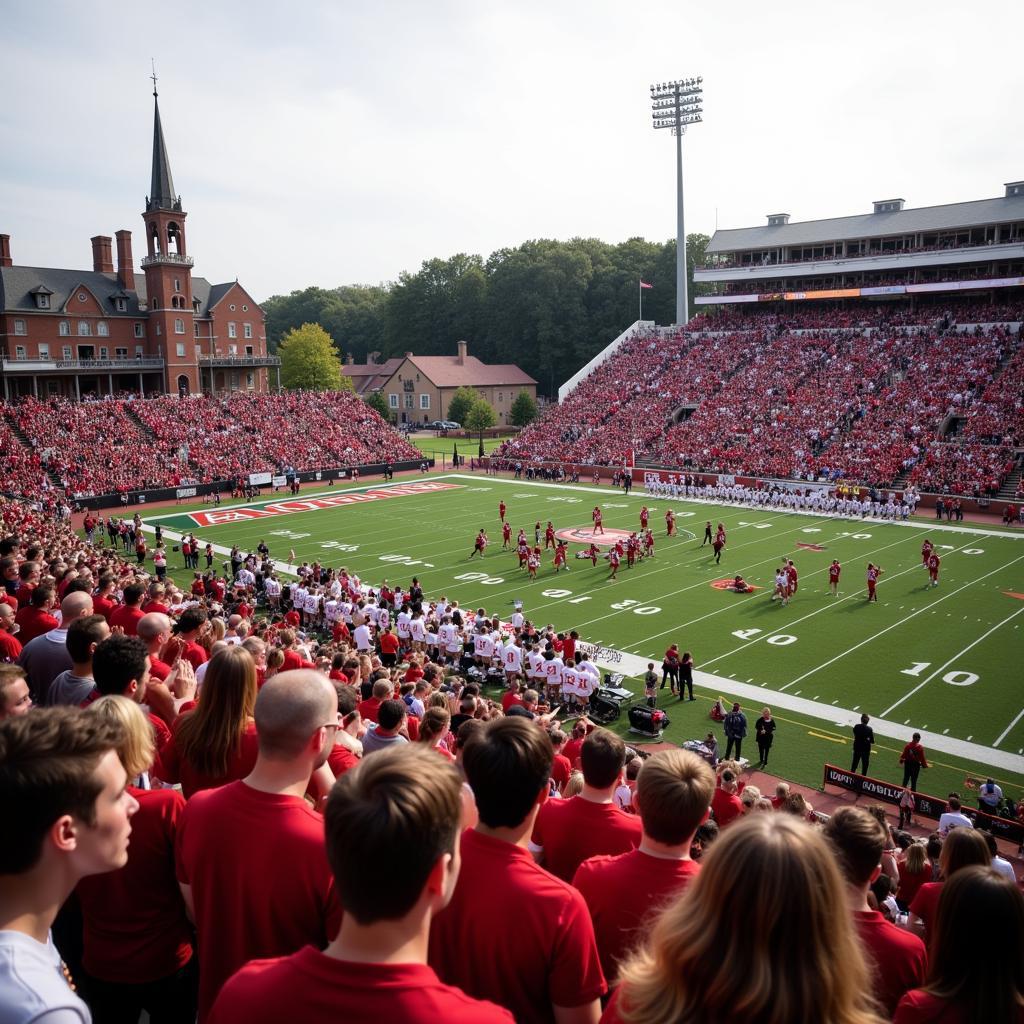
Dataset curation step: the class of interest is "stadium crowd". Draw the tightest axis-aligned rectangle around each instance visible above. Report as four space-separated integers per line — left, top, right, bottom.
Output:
1 492 1022 1023
1 391 420 500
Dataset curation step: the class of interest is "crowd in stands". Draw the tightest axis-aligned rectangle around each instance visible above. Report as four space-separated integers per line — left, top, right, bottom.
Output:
1 491 1022 1023
500 301 1023 494
0 391 420 499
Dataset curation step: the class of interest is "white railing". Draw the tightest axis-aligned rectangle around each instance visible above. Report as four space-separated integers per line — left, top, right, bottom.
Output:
557 320 655 403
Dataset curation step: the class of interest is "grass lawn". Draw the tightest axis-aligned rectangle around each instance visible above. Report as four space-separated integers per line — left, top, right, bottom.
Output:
409 434 510 461
142 472 1024 802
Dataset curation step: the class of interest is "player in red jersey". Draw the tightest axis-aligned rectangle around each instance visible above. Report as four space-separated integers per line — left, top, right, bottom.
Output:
785 559 798 597
643 529 655 556
545 521 556 550
517 538 529 569
501 520 512 549
553 541 570 572
626 533 638 568
469 529 488 559
592 506 604 535
921 538 933 569
926 552 940 587
866 562 883 601
585 542 601 566
640 505 649 530
829 558 842 597
608 546 620 580
499 500 506 523
665 509 676 536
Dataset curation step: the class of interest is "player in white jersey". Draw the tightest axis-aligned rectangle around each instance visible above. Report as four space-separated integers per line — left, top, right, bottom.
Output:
396 608 412 643
542 653 564 706
502 639 523 683
560 660 580 710
409 613 427 652
264 575 282 610
303 589 321 627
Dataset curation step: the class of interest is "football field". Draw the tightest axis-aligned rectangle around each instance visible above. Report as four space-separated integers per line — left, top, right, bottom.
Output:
146 473 1024 801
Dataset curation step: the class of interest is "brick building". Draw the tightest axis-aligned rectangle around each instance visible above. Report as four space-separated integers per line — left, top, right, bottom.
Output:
0 87 279 400
381 340 536 425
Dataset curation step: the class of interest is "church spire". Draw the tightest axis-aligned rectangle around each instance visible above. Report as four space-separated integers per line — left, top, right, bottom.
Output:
147 67 180 212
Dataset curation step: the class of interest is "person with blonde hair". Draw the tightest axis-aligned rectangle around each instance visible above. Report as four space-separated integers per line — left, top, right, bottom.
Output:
77 696 197 1020
739 784 762 814
418 706 454 761
605 815 887 1024
896 841 931 912
157 645 259 797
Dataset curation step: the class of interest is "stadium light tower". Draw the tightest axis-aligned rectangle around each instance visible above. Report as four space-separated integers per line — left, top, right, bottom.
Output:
651 77 703 325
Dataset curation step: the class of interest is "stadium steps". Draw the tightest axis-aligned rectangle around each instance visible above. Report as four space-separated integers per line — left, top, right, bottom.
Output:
0 412 64 490
997 465 1022 501
123 404 159 441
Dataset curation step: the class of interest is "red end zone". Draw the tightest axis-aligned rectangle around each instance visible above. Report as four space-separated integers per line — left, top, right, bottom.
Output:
187 481 463 527
555 526 634 548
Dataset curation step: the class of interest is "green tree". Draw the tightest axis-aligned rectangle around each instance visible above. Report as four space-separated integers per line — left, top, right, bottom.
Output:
279 323 349 392
364 388 392 422
445 386 479 427
465 397 497 457
509 390 538 427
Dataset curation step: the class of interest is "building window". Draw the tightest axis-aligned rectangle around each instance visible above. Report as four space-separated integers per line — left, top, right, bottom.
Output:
229 304 236 311
135 346 143 358
174 318 185 334
155 323 161 336
59 321 70 336
176 343 186 357
174 279 181 292
14 319 27 335
404 394 414 409
115 298 127 312
77 292 87 302
245 345 254 356
242 304 248 312
243 323 252 339
97 321 109 337
63 346 72 359
388 393 399 409
228 343 237 356
194 323 200 338
420 393 430 410
116 348 128 359
99 346 108 359
134 322 144 338
38 344 49 360
15 345 26 359
228 322 237 339
246 372 254 390
37 294 49 310
77 321 91 336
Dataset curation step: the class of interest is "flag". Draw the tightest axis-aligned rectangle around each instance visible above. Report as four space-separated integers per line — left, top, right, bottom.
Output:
639 280 653 290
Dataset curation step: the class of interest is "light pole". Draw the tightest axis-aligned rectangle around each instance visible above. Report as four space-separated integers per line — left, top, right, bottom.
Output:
651 77 703 325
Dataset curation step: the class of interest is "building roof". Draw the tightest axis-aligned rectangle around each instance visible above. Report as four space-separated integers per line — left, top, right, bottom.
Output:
708 192 1024 253
343 357 403 394
2 265 223 319
405 355 536 388
147 93 180 213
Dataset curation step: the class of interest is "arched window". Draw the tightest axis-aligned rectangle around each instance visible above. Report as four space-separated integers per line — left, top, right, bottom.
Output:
97 321 109 337
78 321 91 336
59 321 70 336
174 318 185 334
177 374 190 396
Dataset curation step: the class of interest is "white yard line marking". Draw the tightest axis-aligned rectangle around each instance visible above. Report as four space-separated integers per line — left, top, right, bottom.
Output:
995 708 1024 748
879 604 1024 718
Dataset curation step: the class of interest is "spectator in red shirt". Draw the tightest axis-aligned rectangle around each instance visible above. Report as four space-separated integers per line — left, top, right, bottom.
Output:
0 706 139 1024
573 748 714 985
431 716 605 1023
896 842 933 912
823 807 927 1016
91 574 119 622
108 583 146 637
909 828 991 944
358 678 392 724
0 601 24 664
171 607 210 670
209 743 512 1024
14 586 60 645
137 612 175 683
76 696 197 1021
158 646 259 798
710 769 744 828
378 625 400 667
176 669 344 1020
895 866 1024 1024
606 815 886 1024
530 727 642 881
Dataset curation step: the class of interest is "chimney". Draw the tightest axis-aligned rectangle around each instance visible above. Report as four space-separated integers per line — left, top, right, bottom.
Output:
456 339 468 365
344 354 354 366
872 198 905 214
91 235 114 274
368 350 379 366
115 230 135 290
0 234 11 268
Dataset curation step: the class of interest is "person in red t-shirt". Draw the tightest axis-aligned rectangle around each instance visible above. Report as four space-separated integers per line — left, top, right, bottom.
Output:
822 807 927 1017
0 602 23 664
378 626 400 667
358 678 392 724
895 866 1024 1024
573 749 713 985
77 696 197 1020
109 582 146 637
561 719 590 770
530 727 642 881
926 552 940 587
327 682 362 778
710 770 744 828
177 670 344 1020
14 586 60 645
592 506 604 534
209 743 512 1024
171 607 210 670
431 717 604 1023
91 575 120 622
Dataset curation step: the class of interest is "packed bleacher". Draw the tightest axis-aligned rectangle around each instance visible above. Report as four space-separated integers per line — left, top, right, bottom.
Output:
1 491 1022 1023
497 302 1024 494
1 390 421 499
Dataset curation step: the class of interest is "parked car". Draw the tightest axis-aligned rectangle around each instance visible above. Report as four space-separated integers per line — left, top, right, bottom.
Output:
426 420 446 430
440 420 461 430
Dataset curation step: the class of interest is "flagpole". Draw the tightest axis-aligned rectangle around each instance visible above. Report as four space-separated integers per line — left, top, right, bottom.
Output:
639 278 643 323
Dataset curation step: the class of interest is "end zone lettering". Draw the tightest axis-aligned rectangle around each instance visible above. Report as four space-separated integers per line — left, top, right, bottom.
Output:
187 481 462 527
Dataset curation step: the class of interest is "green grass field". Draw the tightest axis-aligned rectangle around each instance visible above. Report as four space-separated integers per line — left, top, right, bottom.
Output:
144 473 1024 802
410 434 508 461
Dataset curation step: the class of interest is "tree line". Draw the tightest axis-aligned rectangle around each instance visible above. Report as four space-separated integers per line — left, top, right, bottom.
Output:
262 234 710 397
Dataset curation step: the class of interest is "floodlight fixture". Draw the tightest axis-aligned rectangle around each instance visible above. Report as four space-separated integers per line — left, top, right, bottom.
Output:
650 75 703 325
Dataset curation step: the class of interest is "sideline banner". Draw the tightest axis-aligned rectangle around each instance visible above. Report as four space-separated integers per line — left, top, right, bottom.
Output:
822 764 1023 844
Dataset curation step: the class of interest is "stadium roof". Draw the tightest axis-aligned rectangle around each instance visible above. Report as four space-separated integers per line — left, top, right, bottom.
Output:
708 191 1024 253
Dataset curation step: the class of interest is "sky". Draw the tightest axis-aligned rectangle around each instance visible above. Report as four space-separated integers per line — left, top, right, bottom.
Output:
2 0 1022 302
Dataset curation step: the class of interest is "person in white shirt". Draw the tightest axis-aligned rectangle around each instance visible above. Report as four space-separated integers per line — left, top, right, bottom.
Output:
409 613 427 653
353 621 373 654
264 575 282 610
502 640 522 684
542 652 564 706
396 608 412 643
938 796 975 836
560 661 579 709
